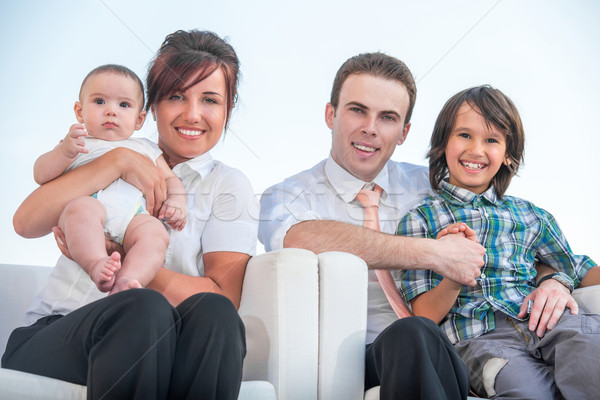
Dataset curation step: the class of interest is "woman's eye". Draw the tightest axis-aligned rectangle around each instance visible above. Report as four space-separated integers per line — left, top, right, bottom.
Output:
204 98 217 104
168 94 183 101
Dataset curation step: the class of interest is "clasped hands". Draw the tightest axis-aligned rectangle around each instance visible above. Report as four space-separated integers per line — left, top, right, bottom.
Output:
437 222 577 337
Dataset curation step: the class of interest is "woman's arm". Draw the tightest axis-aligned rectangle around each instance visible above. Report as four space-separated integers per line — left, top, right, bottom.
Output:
146 251 249 309
14 147 166 238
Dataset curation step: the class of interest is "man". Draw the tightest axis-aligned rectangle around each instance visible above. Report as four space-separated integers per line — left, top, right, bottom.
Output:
259 52 577 399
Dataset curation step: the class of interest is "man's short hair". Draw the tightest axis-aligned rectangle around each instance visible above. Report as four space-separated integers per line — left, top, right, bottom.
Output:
330 52 417 125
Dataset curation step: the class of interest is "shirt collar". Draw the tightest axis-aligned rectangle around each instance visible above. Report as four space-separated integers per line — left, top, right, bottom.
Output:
172 151 215 180
324 155 390 203
439 179 499 205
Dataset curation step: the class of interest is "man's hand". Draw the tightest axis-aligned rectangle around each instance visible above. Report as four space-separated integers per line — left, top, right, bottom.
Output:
518 278 578 337
429 234 485 287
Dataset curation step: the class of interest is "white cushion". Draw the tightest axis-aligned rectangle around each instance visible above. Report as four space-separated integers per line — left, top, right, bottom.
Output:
317 251 368 400
239 248 320 399
573 285 600 314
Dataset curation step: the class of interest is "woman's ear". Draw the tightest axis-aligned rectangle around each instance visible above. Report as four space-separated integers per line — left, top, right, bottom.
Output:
74 101 84 123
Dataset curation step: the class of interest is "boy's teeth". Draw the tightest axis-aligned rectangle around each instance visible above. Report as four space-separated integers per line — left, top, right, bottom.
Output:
462 161 484 169
178 128 202 136
354 143 376 152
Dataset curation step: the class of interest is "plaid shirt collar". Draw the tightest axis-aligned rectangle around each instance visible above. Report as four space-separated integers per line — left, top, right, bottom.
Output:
438 179 499 206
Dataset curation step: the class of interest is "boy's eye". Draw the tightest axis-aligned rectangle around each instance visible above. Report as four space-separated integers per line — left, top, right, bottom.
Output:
94 98 105 105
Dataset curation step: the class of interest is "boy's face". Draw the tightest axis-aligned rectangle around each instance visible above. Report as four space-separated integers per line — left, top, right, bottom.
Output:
74 72 146 140
326 73 411 182
445 103 510 194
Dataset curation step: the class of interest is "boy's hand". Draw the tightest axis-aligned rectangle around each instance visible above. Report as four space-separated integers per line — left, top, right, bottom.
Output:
518 279 578 337
158 199 187 231
58 124 88 159
437 222 478 242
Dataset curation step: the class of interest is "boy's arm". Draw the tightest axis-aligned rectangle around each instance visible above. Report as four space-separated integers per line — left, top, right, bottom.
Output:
155 155 187 230
33 124 88 184
410 278 462 324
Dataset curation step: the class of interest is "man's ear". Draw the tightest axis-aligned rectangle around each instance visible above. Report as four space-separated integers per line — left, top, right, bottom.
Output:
325 103 335 130
397 122 411 145
135 110 147 130
74 101 84 123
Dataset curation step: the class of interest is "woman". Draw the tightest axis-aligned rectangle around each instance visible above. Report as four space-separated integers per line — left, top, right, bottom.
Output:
4 30 257 400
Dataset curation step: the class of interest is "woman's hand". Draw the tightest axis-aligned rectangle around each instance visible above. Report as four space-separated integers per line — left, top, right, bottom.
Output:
118 148 167 217
52 226 125 261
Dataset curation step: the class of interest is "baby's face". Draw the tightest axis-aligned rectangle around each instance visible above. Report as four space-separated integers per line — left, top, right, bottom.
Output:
75 72 145 141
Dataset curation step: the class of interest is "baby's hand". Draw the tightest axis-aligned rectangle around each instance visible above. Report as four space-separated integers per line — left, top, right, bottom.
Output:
59 124 88 159
159 198 187 231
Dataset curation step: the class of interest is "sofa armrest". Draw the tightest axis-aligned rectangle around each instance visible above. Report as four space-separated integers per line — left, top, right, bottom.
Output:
238 248 320 400
0 264 53 353
573 285 600 314
317 251 368 400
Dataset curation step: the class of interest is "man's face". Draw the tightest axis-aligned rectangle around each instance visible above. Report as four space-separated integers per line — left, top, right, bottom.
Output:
326 73 411 182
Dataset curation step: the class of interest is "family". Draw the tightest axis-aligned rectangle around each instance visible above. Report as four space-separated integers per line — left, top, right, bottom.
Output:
3 28 600 399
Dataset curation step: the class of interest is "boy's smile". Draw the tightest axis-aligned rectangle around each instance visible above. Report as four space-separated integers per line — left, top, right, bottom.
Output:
445 103 510 194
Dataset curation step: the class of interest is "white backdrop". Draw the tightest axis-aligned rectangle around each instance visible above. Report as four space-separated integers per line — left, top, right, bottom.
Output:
1 0 599 266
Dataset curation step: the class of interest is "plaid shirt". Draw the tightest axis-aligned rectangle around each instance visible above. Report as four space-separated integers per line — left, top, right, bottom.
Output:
398 180 596 344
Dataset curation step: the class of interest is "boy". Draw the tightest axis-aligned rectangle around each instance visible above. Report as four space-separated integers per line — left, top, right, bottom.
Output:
398 85 600 399
34 64 186 294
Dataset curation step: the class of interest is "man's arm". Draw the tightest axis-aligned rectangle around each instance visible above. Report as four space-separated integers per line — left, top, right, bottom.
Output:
284 220 484 287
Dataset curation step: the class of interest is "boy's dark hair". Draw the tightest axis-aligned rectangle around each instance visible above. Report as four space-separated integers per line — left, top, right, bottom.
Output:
79 64 145 108
428 85 525 198
330 52 416 126
146 30 240 130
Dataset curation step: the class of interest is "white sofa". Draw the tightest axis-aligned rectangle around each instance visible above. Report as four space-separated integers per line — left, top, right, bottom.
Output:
0 249 370 400
3 251 598 400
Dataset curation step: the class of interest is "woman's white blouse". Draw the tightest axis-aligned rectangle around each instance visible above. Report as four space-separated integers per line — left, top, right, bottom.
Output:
25 152 258 324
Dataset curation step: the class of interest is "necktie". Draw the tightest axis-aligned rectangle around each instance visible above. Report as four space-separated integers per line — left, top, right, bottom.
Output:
356 185 413 319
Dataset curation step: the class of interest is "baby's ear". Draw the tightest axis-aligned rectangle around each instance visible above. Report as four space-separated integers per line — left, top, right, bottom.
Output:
135 109 147 130
74 101 84 123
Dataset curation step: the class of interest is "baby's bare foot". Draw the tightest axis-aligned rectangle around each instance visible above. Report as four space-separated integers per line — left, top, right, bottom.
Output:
110 277 142 295
91 252 121 292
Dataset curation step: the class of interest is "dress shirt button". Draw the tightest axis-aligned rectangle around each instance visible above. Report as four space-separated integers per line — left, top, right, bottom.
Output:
481 273 486 279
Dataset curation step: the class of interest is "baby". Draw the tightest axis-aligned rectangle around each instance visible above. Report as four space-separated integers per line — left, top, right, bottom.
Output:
34 64 186 294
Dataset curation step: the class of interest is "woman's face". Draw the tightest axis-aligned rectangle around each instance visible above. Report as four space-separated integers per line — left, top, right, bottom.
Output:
153 68 227 167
